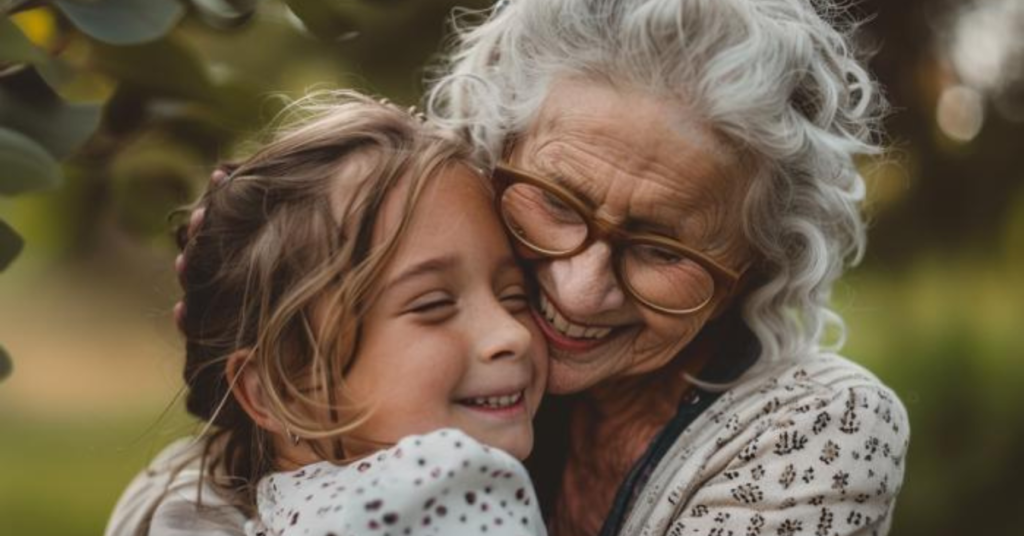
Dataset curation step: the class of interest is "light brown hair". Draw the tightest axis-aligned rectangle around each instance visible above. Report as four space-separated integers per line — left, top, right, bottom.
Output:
176 90 475 512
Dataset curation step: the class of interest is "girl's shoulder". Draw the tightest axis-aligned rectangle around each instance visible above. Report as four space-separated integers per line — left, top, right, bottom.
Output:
251 428 546 536
105 437 246 536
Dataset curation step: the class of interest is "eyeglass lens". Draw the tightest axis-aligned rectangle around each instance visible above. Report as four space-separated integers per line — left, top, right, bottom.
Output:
500 182 716 313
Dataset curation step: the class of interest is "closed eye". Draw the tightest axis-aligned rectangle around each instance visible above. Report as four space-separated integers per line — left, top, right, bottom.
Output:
632 243 687 265
404 291 457 321
498 285 530 313
409 299 456 314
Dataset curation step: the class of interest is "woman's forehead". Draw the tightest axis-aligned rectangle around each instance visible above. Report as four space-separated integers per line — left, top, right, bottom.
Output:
528 77 734 158
512 78 751 247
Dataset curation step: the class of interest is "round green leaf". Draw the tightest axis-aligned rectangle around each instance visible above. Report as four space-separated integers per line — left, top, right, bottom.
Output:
284 0 359 40
55 0 186 45
0 218 23 272
0 17 47 65
0 127 62 196
93 38 215 102
0 345 11 382
0 68 102 159
191 0 259 29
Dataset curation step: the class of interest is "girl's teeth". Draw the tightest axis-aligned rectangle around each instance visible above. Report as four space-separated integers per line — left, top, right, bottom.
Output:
539 294 612 340
468 392 523 409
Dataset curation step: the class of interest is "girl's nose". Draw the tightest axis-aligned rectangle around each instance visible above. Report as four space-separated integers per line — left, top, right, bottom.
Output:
545 240 626 316
476 302 535 363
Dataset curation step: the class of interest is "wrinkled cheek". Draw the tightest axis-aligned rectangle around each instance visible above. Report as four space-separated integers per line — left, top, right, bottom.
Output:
544 357 603 394
630 316 704 370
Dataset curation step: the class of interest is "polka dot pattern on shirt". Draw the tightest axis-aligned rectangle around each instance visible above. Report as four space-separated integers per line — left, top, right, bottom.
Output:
246 429 546 536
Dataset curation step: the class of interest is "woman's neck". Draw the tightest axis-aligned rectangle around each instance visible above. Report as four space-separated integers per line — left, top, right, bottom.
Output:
551 343 713 536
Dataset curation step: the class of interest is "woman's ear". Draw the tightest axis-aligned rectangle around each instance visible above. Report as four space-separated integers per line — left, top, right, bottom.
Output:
225 349 285 435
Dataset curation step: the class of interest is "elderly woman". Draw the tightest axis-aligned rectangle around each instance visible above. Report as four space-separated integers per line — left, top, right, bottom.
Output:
425 2 908 533
109 1 908 535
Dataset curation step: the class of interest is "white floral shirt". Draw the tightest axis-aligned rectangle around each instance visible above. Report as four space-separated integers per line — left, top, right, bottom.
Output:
246 429 545 536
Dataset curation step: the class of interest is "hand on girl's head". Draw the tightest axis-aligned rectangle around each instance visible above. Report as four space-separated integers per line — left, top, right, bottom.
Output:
173 168 228 333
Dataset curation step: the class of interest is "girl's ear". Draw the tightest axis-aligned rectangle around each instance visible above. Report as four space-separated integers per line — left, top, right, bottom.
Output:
225 349 286 435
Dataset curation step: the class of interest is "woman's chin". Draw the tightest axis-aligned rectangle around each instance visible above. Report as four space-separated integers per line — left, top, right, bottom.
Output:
544 357 607 394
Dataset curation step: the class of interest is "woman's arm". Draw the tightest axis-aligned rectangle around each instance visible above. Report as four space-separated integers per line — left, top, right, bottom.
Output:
630 381 909 536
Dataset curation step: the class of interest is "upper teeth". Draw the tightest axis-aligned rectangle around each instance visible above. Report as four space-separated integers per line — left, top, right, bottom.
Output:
539 294 613 340
469 391 523 408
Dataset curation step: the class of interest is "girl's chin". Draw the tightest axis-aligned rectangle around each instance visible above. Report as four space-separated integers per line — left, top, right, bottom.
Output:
501 440 532 461
478 429 534 460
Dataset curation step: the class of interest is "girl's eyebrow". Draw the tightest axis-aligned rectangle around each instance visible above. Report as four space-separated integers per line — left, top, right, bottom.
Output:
383 254 459 292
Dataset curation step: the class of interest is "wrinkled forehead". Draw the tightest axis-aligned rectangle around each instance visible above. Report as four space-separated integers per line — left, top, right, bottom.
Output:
511 77 753 256
526 76 742 166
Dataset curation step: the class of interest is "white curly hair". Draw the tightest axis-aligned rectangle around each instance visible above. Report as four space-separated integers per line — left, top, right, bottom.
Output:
425 0 887 369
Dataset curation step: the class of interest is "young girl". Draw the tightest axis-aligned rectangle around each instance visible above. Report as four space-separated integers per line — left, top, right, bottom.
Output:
105 92 548 536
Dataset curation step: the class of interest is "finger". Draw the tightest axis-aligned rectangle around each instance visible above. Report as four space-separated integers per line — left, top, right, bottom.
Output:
174 301 186 333
175 253 186 278
188 207 206 238
211 169 228 185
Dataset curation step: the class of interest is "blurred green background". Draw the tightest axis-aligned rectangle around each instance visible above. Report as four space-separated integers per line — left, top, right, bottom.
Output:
1 1 1022 535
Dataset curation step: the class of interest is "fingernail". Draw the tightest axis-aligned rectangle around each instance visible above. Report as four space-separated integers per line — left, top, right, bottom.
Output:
189 208 205 235
174 301 186 332
211 169 228 184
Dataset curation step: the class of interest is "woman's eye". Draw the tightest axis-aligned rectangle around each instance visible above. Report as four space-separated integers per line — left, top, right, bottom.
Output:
635 244 686 265
541 192 581 223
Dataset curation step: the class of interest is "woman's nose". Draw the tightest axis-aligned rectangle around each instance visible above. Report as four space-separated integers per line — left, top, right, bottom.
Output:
475 302 535 363
545 240 626 315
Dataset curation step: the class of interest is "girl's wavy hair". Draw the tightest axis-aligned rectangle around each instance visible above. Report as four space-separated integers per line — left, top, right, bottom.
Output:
175 90 471 513
426 0 888 368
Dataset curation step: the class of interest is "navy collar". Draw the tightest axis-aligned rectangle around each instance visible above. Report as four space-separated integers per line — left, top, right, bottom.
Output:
596 323 760 536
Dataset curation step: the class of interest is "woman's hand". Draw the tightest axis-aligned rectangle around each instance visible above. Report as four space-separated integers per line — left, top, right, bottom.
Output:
173 168 228 332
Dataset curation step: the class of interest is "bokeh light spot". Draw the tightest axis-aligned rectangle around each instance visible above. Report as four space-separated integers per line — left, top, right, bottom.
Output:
936 85 985 143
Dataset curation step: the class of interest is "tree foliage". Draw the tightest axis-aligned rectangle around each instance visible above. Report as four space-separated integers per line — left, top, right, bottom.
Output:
0 0 488 381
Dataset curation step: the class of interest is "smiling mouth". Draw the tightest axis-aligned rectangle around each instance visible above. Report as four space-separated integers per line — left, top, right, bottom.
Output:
457 390 524 410
537 293 616 340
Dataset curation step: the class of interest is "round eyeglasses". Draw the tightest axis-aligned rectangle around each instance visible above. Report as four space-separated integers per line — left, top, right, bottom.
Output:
494 163 746 315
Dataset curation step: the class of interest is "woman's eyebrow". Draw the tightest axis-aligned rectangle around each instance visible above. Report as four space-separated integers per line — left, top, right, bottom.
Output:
383 255 459 292
634 202 693 236
548 172 600 207
624 216 684 238
551 172 687 238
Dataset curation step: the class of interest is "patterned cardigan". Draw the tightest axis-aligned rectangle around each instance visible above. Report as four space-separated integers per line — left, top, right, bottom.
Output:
617 353 909 536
